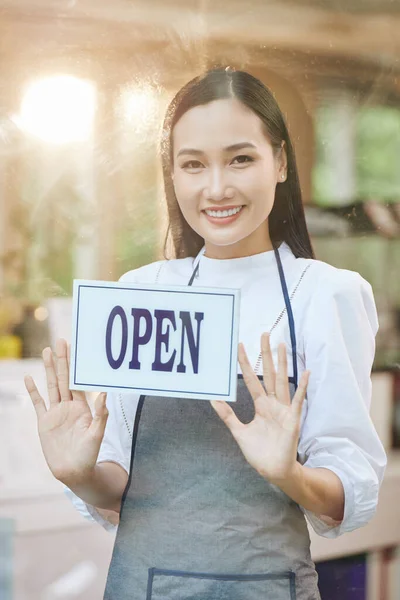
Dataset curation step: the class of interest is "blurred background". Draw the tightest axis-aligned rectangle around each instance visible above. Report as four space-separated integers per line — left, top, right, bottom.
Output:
0 0 400 598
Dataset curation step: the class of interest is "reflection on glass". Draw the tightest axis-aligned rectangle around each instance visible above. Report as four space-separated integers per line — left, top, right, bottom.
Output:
0 2 399 599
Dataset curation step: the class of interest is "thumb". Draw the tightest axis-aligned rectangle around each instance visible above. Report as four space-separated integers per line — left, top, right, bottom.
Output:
89 392 109 439
210 400 243 436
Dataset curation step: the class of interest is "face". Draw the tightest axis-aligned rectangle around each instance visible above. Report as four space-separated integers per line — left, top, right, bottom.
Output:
171 98 287 259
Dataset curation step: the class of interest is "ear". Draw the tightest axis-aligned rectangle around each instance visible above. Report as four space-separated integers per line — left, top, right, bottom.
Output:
278 141 288 181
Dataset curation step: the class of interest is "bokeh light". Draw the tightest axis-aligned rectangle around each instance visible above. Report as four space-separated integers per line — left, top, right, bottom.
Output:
15 75 96 144
118 84 160 133
34 307 49 322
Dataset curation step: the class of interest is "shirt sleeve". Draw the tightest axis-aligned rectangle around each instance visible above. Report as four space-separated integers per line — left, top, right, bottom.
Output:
297 266 387 539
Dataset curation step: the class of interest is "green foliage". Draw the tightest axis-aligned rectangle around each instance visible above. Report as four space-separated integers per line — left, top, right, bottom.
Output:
313 102 400 205
312 105 339 206
356 106 400 200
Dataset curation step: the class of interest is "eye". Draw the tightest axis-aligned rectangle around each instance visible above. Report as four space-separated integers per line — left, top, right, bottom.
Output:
181 160 203 170
231 155 254 165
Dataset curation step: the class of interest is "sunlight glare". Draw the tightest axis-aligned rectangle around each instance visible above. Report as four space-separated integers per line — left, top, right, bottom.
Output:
119 84 159 131
16 75 96 144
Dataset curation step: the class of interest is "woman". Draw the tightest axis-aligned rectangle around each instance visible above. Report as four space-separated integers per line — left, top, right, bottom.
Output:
25 68 387 599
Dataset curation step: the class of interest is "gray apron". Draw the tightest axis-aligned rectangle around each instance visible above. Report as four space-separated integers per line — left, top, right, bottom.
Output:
104 246 321 599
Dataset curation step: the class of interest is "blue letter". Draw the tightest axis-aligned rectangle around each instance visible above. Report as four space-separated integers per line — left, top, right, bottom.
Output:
176 311 204 374
129 308 153 370
151 309 177 372
105 306 128 370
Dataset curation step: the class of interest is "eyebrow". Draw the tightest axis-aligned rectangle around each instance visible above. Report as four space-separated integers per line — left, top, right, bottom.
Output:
176 142 257 158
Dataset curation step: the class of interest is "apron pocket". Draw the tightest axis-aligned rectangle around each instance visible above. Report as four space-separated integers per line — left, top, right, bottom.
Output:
147 567 296 600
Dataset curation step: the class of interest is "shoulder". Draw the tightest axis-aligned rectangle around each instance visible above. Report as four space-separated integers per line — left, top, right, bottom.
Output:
118 260 165 284
281 243 370 299
118 256 195 284
299 258 378 333
299 258 369 293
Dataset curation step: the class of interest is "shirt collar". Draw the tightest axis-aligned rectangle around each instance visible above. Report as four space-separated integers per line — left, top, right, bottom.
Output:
192 242 294 278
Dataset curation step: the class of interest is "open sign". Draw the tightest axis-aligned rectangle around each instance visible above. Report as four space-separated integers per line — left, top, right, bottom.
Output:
70 280 240 402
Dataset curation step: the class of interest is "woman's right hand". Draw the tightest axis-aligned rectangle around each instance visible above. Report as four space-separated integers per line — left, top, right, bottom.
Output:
24 338 109 487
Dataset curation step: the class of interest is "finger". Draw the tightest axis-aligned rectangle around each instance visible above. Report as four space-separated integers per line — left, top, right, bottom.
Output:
56 339 72 402
24 375 47 419
261 332 276 395
42 347 61 405
66 342 86 402
291 370 310 420
238 343 265 401
275 343 291 406
89 393 109 440
210 400 244 435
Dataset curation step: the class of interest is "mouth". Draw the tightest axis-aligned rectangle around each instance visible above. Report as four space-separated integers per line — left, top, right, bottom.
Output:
202 205 244 225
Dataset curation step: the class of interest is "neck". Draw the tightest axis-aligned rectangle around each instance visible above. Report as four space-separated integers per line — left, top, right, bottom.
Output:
204 230 274 260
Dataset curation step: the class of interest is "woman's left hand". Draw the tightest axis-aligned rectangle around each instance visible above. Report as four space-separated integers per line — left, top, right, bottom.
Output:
211 332 310 484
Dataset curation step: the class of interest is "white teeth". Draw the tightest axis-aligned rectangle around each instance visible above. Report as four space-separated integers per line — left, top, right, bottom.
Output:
205 206 243 218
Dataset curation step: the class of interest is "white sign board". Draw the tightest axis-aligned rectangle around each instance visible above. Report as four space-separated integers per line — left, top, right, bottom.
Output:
70 280 240 402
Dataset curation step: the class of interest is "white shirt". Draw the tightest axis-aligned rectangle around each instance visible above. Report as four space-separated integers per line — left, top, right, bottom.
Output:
65 241 387 538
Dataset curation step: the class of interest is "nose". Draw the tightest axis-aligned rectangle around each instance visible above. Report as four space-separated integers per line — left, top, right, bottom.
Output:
205 167 234 202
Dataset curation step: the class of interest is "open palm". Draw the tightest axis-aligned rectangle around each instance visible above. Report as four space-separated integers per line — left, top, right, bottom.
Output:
25 339 108 485
211 332 310 484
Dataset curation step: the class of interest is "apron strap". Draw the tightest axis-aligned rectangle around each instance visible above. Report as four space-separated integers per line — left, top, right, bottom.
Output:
274 247 298 389
188 246 205 286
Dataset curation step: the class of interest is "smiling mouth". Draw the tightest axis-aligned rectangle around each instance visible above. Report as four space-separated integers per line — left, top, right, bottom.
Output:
203 206 244 218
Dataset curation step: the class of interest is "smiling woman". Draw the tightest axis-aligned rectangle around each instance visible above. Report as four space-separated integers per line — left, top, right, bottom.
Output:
26 67 387 600
171 97 285 258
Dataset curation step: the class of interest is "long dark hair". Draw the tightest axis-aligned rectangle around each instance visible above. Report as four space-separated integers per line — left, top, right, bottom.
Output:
160 67 315 260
